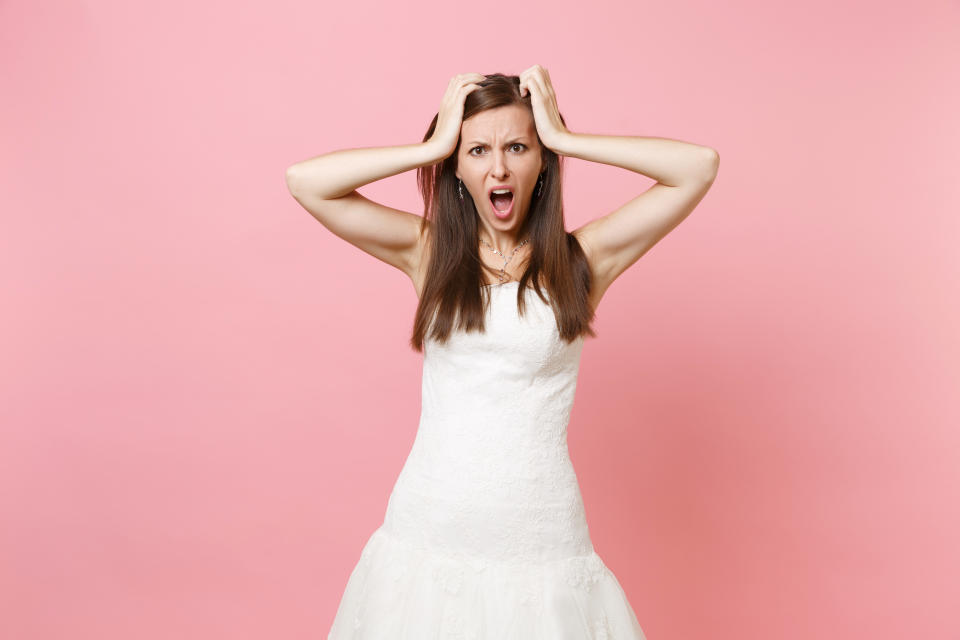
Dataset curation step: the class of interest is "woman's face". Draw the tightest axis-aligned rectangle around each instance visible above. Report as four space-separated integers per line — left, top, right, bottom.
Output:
455 104 543 233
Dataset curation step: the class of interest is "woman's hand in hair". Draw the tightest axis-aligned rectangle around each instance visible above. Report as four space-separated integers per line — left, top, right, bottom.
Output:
518 65 570 151
428 72 487 160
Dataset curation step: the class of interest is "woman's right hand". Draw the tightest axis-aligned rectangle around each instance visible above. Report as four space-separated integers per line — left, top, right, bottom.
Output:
427 73 487 160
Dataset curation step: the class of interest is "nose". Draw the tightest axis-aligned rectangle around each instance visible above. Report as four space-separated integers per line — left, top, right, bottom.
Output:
490 148 509 179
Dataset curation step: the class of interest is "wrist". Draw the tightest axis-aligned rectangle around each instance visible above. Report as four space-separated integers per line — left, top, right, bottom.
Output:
545 130 575 156
421 139 453 165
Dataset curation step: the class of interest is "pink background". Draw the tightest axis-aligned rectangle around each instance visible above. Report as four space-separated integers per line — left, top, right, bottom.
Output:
2 0 958 638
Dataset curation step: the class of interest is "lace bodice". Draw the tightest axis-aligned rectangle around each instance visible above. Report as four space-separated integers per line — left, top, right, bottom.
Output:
383 281 592 564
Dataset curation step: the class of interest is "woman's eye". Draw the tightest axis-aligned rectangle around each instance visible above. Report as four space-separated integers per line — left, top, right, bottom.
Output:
470 144 525 155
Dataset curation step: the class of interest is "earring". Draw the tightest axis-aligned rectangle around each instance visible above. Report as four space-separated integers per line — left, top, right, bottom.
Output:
536 174 544 197
458 179 464 200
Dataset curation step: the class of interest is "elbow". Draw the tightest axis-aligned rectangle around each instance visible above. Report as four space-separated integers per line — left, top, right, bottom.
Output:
707 147 719 169
699 148 719 182
679 149 718 189
285 166 302 194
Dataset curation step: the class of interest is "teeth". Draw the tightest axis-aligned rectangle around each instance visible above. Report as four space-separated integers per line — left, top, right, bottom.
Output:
491 189 512 195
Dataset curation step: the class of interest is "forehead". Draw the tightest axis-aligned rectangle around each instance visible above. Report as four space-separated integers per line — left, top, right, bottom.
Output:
461 105 535 141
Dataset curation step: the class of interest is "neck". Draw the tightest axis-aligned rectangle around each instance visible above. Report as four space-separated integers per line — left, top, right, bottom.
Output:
479 233 528 256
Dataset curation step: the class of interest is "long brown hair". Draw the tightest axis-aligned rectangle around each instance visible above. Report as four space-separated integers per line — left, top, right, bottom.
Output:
410 72 596 352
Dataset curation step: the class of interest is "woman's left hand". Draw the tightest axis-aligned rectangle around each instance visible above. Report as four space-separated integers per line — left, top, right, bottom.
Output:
518 65 570 151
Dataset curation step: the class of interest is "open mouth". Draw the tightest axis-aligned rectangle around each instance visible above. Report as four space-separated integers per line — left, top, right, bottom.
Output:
489 189 514 217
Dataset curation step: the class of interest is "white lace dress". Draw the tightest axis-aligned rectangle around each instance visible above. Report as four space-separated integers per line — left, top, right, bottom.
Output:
327 281 648 639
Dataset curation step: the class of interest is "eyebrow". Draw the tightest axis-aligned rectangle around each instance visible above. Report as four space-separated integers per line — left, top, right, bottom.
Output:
465 138 529 146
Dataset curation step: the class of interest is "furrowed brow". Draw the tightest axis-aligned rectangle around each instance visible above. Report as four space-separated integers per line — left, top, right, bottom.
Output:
466 138 529 146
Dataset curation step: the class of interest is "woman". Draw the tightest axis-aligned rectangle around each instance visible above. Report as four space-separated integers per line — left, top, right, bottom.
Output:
286 65 718 639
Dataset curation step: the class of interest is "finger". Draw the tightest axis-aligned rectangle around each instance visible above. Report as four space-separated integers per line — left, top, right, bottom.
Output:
446 76 482 100
542 67 553 88
455 73 483 84
522 65 543 80
460 76 485 90
520 68 545 91
528 73 551 99
521 80 536 98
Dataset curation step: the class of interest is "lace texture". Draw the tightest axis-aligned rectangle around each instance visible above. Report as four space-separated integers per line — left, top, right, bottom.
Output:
328 282 648 639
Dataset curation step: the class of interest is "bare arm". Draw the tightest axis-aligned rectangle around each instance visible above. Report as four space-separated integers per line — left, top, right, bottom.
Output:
283 141 446 283
285 141 444 199
552 132 717 188
557 132 719 303
284 74 485 292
